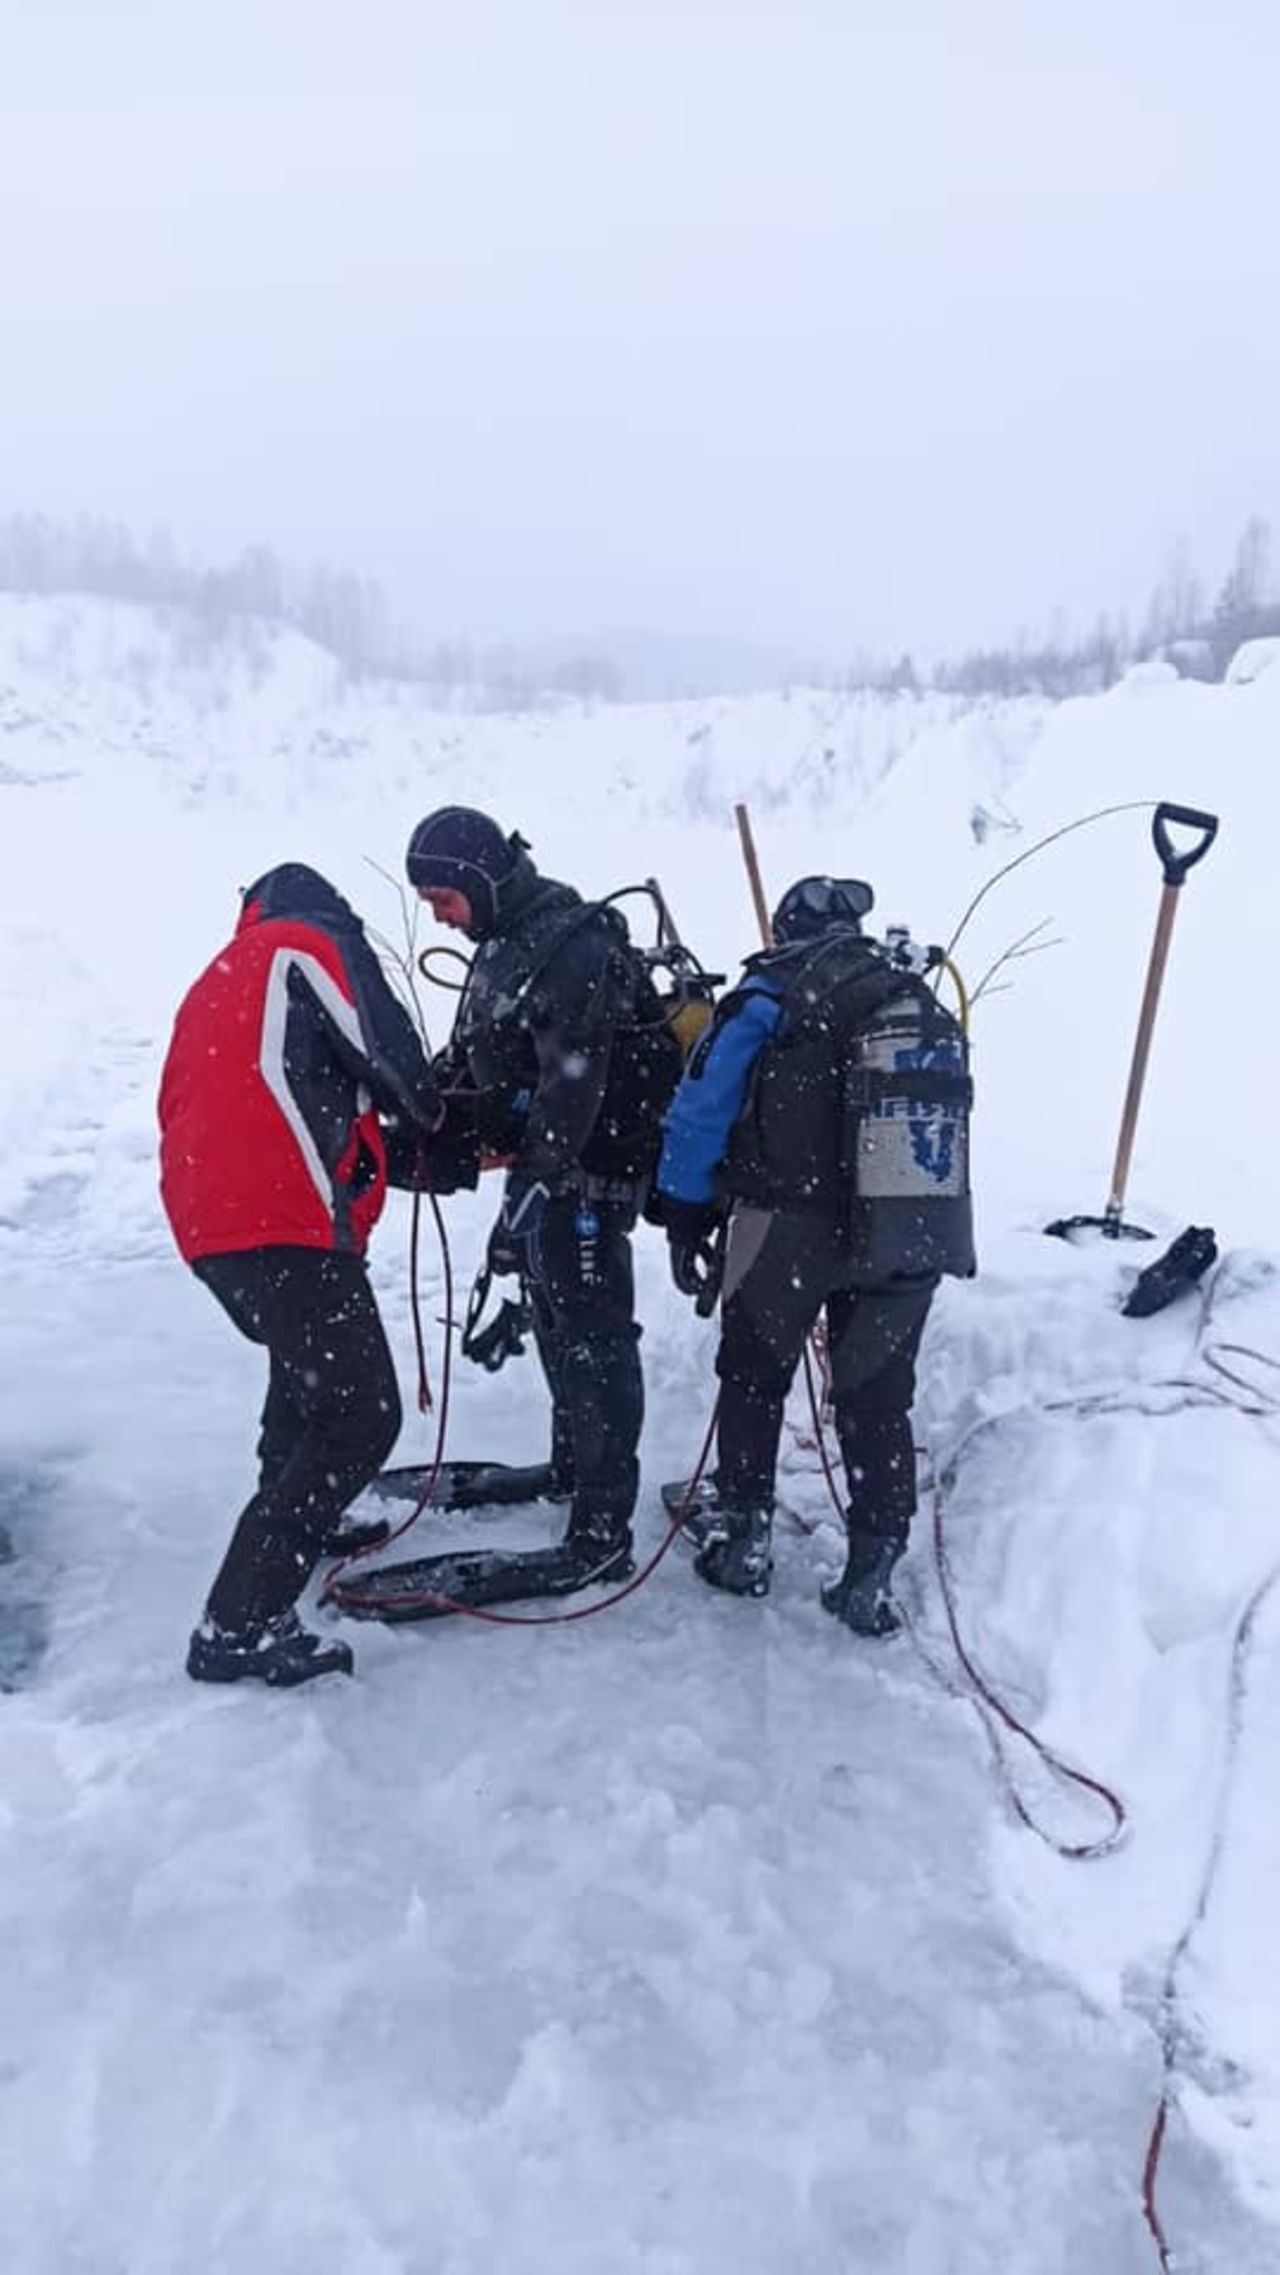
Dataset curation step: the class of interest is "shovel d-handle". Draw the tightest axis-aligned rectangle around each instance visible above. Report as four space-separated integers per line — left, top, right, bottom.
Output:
1152 802 1218 887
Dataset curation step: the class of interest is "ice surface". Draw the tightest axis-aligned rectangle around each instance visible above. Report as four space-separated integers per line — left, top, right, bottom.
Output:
1 598 1277 2269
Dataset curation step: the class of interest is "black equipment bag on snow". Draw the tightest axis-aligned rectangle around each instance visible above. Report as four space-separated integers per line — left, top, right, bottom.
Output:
721 932 975 1279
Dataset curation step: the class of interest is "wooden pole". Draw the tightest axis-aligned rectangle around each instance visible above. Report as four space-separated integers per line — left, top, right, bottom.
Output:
1104 881 1182 1233
734 802 774 947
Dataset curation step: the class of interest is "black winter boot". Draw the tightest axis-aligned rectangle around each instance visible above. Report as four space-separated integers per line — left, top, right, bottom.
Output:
187 1610 354 1687
821 1536 903 1639
662 1474 728 1551
694 1505 773 1598
663 1475 778 1555
563 1511 635 1586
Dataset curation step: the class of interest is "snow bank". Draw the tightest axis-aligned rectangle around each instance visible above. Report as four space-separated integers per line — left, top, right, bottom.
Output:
1224 635 1280 686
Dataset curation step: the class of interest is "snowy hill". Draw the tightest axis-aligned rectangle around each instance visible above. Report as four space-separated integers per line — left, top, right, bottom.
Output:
2 595 1279 2271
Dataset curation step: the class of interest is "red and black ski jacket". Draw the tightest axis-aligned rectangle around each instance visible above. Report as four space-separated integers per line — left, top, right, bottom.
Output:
158 864 441 1263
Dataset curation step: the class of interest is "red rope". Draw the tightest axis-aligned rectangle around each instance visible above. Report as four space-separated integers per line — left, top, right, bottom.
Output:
799 1340 845 1516
798 1365 1128 1862
787 1327 832 1455
1140 1562 1280 2267
409 1190 431 1412
1201 1338 1280 1413
775 1331 834 1530
923 1327 1280 2272
926 1424 1127 1861
1141 2098 1172 2271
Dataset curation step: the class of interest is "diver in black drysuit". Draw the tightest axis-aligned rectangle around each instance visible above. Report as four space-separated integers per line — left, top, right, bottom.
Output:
396 806 679 1609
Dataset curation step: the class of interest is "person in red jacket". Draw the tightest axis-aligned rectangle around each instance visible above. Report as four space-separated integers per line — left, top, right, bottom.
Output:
158 863 443 1687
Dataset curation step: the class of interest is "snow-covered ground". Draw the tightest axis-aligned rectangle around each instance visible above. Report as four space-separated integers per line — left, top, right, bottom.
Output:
2 596 1279 2271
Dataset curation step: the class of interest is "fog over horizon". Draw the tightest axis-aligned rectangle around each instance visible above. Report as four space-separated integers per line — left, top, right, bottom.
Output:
3 0 1278 665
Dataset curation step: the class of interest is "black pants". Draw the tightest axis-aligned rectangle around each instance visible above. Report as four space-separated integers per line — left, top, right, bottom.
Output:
192 1246 402 1632
715 1207 937 1547
523 1192 643 1539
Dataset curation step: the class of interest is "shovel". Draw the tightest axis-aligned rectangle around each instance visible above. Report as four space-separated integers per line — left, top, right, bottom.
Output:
1046 800 1218 1241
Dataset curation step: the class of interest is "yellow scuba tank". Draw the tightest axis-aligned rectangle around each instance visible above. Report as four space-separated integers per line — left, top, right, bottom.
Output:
663 988 716 1058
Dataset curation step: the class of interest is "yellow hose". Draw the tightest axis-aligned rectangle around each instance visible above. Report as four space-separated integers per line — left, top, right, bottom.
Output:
935 952 970 1033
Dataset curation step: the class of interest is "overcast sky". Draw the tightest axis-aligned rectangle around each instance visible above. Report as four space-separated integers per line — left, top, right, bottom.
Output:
2 0 1278 661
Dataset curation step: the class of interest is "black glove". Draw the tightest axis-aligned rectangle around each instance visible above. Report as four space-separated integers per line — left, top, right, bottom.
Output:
488 1168 554 1278
382 1103 480 1195
662 1197 726 1306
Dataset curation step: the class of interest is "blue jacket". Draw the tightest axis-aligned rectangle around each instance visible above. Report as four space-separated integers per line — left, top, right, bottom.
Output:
656 978 783 1203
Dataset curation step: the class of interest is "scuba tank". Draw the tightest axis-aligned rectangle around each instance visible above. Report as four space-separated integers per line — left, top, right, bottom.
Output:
723 917 975 1278
635 874 722 1060
847 923 969 1212
645 940 721 1057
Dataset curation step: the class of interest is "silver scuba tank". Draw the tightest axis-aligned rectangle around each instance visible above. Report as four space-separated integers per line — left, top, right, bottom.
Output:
848 989 969 1204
